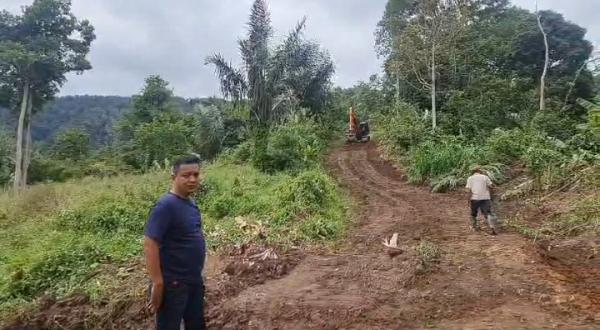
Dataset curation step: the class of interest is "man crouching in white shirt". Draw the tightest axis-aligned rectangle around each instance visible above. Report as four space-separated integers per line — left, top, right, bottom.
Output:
465 165 497 235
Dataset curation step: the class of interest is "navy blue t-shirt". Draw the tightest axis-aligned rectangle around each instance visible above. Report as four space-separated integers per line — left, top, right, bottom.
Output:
144 192 206 284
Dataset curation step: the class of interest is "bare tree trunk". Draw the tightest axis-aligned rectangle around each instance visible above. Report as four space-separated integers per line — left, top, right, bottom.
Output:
396 74 401 105
431 45 437 129
14 82 30 190
562 57 599 109
23 97 33 186
537 11 549 111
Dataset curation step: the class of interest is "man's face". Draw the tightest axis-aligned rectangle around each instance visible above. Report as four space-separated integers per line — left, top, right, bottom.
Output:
172 164 201 195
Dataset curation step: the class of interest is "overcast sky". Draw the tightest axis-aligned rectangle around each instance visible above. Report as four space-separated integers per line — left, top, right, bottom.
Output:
3 0 599 98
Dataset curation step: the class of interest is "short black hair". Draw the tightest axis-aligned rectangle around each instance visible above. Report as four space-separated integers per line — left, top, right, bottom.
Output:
172 155 201 174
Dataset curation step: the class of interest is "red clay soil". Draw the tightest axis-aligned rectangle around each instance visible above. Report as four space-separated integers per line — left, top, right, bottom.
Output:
4 142 599 329
207 142 600 329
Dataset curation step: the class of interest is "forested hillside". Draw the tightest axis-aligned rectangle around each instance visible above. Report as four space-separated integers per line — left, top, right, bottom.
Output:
0 95 220 146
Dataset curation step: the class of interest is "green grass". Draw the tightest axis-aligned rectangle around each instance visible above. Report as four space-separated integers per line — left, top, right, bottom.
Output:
0 173 165 313
416 240 441 271
0 159 349 318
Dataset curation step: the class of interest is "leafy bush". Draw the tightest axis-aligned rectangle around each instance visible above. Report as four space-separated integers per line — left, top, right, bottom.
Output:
416 240 441 270
52 128 91 161
484 129 530 163
55 200 152 234
132 117 196 170
530 110 578 142
190 106 248 161
82 158 133 178
199 163 275 220
407 137 482 184
568 128 600 154
236 120 329 173
28 154 80 183
275 170 339 223
522 145 567 175
442 76 536 138
198 162 347 247
373 102 429 155
5 241 108 299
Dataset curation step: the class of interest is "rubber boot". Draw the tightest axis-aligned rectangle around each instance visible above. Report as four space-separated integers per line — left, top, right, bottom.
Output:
471 217 480 231
487 214 498 235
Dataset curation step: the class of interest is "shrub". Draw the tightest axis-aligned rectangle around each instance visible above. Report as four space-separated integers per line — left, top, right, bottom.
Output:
416 240 441 269
441 76 536 139
28 155 79 183
132 117 196 170
407 137 483 184
484 129 530 163
52 128 91 161
521 142 568 176
251 120 327 173
373 102 429 155
5 241 108 299
530 110 578 142
568 128 600 154
198 163 347 246
275 169 339 223
0 131 13 186
55 200 152 234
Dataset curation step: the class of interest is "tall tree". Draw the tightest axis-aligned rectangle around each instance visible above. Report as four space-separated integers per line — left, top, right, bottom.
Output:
207 0 335 121
116 75 180 168
511 9 594 107
0 0 95 188
387 0 471 129
206 0 334 166
377 0 594 135
536 2 549 111
117 75 177 142
52 128 90 160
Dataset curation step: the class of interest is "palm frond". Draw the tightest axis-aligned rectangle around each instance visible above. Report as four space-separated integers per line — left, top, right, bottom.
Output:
205 54 247 102
268 17 308 87
246 0 271 68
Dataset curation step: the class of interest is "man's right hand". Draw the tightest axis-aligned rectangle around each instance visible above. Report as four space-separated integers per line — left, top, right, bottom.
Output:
147 281 164 315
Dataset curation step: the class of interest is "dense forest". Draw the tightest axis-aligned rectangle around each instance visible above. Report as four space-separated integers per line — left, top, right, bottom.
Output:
0 95 229 146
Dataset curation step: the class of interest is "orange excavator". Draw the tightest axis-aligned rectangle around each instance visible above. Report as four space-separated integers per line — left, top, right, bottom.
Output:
346 106 370 143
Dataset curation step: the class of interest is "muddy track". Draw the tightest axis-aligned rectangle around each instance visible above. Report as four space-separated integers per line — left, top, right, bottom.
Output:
5 142 598 330
209 142 600 330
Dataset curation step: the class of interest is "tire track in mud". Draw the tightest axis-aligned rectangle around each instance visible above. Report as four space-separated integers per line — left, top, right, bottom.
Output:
207 142 600 330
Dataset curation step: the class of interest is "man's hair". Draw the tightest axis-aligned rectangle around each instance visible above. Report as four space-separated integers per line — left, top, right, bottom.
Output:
471 165 482 174
172 155 200 174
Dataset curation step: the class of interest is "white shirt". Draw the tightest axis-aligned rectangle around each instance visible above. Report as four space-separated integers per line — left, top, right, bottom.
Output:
466 173 492 200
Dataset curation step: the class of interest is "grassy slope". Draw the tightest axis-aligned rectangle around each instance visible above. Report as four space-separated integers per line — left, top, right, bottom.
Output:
0 158 349 318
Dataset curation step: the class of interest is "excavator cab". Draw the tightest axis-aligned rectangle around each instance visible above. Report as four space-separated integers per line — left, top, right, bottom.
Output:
346 107 370 143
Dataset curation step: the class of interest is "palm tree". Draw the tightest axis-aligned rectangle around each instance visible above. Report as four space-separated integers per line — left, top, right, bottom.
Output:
206 0 334 128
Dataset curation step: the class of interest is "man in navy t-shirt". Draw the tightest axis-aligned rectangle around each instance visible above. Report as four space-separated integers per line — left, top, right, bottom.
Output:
144 155 206 330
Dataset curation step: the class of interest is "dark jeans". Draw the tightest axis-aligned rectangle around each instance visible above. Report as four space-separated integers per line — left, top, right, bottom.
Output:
470 199 491 228
470 199 491 218
151 280 205 330
470 199 500 231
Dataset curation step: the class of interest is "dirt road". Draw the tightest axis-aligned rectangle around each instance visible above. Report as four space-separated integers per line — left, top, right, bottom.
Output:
5 142 598 330
208 142 599 329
